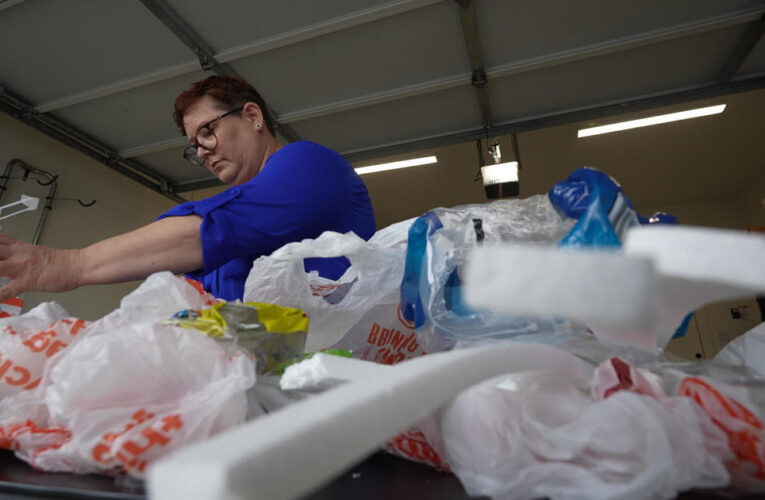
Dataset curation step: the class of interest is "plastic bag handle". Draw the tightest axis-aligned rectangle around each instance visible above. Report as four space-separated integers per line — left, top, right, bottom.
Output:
270 231 368 260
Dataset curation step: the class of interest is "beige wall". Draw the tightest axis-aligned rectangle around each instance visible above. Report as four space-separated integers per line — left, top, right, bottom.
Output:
358 133 765 232
745 171 765 229
359 142 487 229
0 113 175 319
637 196 752 230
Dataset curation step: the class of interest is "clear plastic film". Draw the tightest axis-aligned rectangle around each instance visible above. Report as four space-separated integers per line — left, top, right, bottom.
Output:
399 195 578 343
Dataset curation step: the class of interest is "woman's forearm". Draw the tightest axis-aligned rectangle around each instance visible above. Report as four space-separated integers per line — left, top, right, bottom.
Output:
0 215 204 301
80 215 204 285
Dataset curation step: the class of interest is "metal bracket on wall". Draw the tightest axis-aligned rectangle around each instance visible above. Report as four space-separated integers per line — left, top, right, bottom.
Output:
0 160 98 245
138 0 303 145
0 87 186 204
0 159 57 245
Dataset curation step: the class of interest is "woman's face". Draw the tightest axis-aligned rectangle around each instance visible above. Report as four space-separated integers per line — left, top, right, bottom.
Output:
182 95 266 185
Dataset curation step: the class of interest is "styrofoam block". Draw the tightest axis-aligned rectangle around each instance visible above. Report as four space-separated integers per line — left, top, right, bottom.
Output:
463 227 765 349
625 226 765 347
280 353 392 390
463 245 659 345
147 343 593 500
624 226 765 291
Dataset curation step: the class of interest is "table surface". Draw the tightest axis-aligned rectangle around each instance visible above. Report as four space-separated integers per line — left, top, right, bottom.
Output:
0 449 760 500
0 450 473 500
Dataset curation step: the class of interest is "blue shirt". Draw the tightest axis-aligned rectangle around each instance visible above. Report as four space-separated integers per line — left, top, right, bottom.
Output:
158 141 376 300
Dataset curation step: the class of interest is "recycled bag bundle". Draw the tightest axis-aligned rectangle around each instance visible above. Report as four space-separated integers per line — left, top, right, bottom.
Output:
422 364 732 500
420 351 765 500
0 273 255 477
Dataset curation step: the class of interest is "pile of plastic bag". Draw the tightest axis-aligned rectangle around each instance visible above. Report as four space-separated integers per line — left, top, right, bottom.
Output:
0 273 256 477
244 167 674 358
417 346 765 500
1 165 763 500
241 166 765 498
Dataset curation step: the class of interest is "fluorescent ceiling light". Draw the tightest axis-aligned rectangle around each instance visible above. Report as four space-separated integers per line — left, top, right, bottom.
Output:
577 104 726 138
355 155 437 175
481 161 519 185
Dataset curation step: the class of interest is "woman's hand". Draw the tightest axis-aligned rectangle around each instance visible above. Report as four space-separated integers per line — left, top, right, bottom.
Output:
0 234 81 301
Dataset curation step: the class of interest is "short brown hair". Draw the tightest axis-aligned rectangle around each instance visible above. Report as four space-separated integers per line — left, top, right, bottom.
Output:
173 75 275 135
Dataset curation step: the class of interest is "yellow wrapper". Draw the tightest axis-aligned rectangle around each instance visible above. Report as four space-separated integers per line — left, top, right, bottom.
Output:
168 301 309 374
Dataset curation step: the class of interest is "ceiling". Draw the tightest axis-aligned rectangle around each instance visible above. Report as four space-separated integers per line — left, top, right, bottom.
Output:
0 0 764 204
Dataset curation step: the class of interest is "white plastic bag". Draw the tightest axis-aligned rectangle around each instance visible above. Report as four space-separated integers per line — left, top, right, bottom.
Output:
425 371 731 500
244 231 405 352
90 271 217 332
592 355 765 491
645 361 765 489
329 292 452 364
0 301 78 399
716 323 765 378
0 272 254 477
30 322 254 476
367 216 416 250
0 272 215 402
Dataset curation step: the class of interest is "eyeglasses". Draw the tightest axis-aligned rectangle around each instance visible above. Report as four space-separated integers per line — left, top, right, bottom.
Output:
183 106 244 166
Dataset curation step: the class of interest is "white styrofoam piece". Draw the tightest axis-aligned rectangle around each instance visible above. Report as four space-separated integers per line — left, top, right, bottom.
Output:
148 343 593 500
626 226 765 347
463 226 765 350
463 245 660 347
624 226 765 291
280 353 392 390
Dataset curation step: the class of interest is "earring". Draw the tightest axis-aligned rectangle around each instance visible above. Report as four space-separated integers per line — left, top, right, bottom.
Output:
256 123 261 128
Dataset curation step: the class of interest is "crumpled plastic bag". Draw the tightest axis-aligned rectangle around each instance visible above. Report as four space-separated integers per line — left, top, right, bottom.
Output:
34 322 254 476
715 323 765 378
592 355 765 490
639 360 765 490
0 272 256 477
244 231 407 352
0 301 77 399
423 369 732 500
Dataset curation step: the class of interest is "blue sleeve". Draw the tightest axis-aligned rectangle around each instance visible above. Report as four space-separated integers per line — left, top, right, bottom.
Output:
158 141 374 278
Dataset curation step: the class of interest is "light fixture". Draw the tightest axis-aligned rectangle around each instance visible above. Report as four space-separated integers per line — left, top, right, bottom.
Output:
354 155 437 175
479 139 520 198
481 161 519 198
577 104 726 138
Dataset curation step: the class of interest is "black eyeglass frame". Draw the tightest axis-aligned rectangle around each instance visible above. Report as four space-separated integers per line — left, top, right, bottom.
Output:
182 105 245 166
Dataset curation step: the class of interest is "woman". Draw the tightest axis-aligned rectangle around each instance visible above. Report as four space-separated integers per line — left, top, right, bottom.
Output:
0 75 375 301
